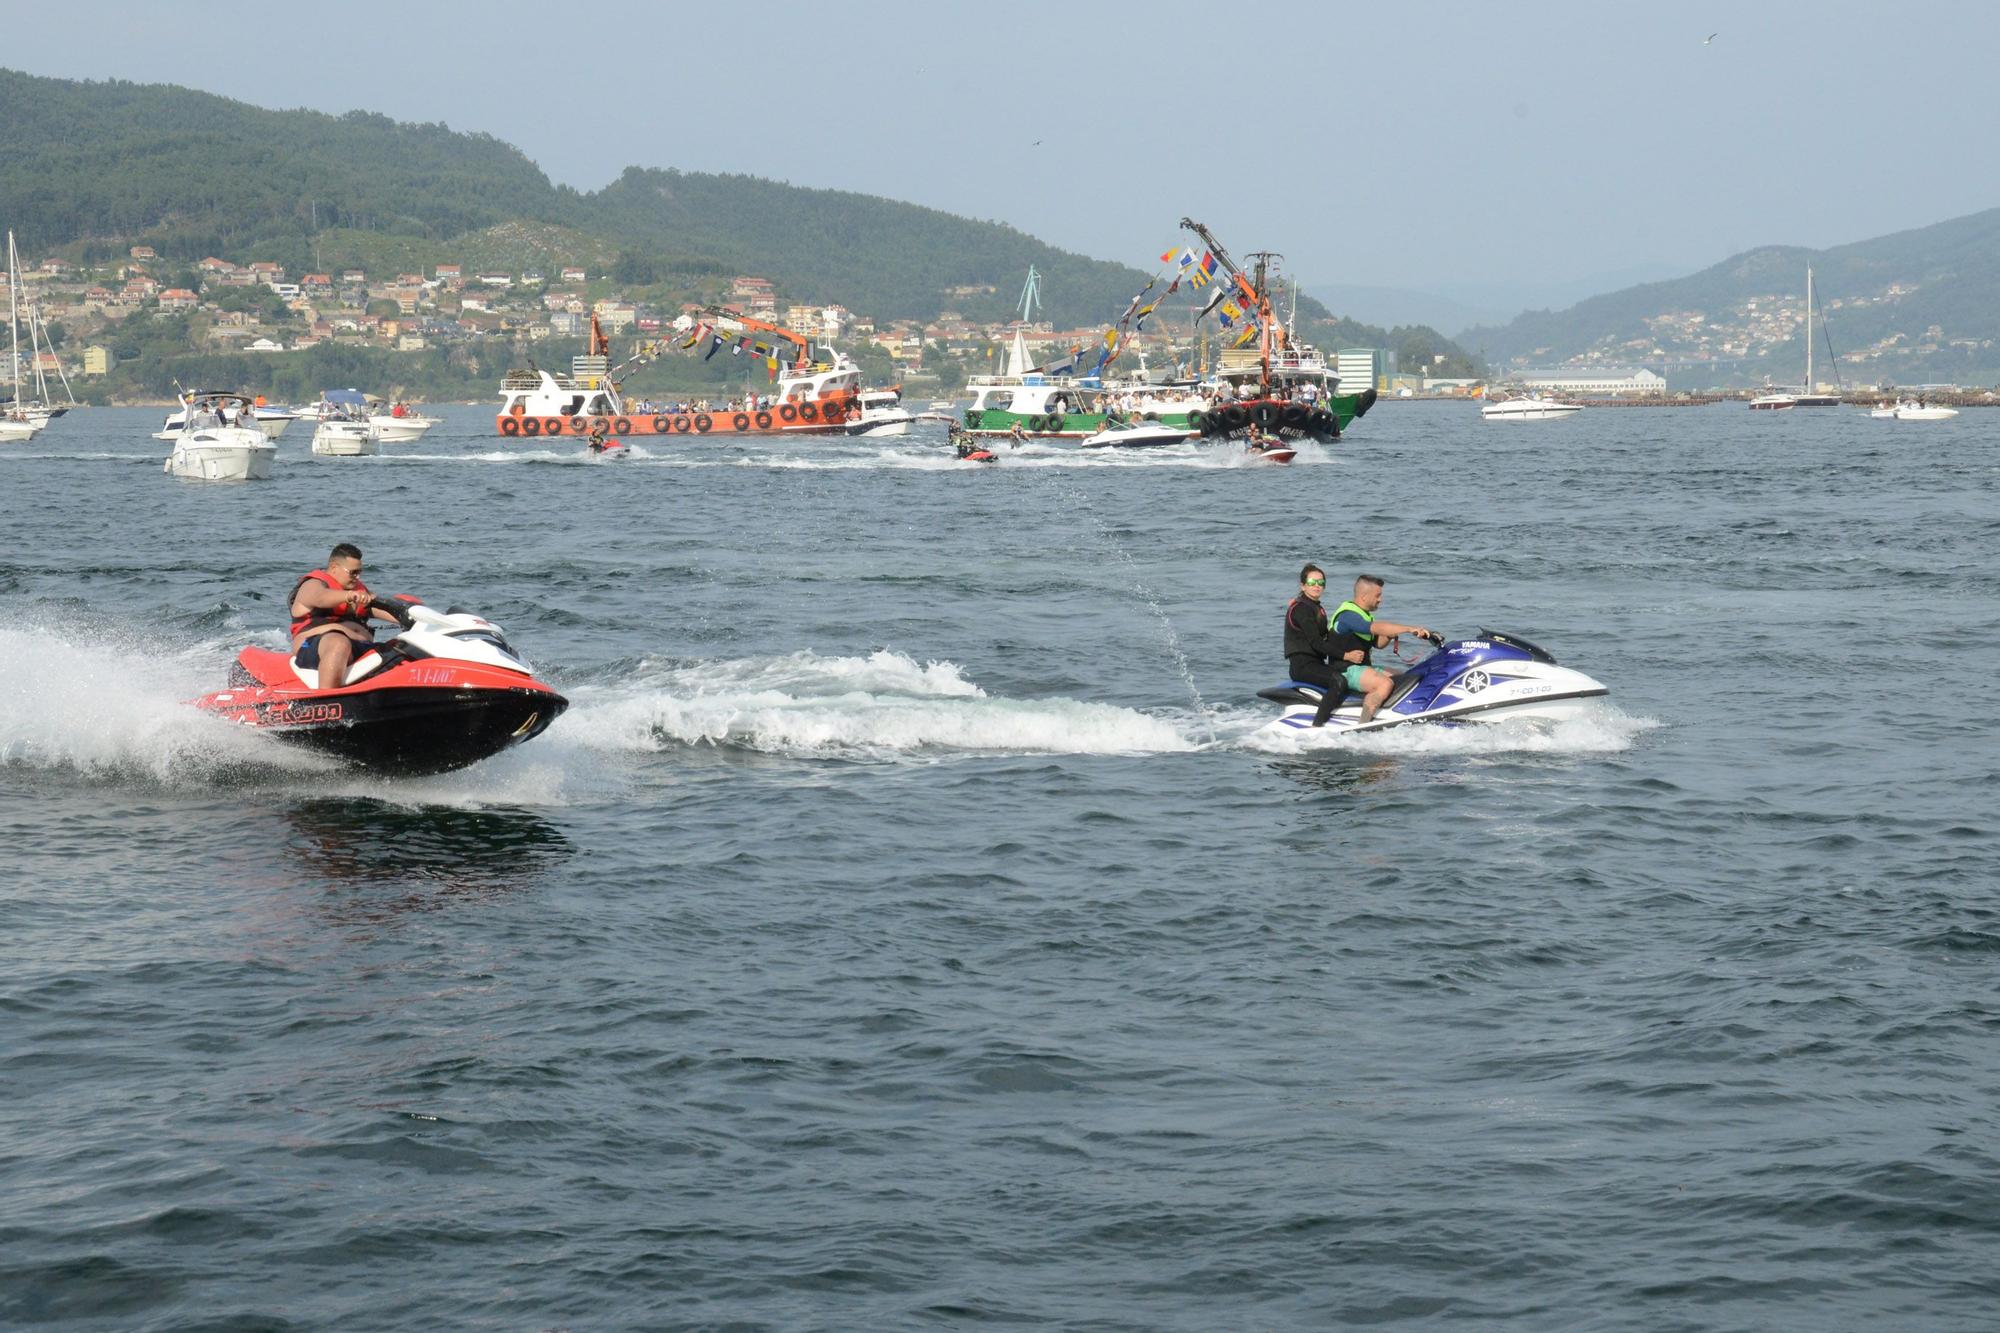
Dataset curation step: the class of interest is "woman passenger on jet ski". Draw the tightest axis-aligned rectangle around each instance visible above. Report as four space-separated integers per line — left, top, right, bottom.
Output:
1284 564 1366 727
1329 574 1438 724
289 543 402 688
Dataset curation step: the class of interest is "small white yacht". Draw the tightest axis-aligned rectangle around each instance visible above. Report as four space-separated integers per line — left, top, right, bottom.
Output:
1871 399 1958 421
164 392 276 481
310 390 381 456
846 386 917 437
154 393 292 441
1480 394 1583 421
1079 420 1193 449
369 403 438 442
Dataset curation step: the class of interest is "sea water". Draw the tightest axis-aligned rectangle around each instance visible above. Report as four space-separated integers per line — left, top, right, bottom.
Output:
2 404 1997 1328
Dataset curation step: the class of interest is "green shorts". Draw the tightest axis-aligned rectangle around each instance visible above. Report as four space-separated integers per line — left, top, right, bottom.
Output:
1343 664 1369 690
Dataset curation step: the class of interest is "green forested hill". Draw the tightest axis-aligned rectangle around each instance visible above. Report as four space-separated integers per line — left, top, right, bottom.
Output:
1463 208 2000 386
0 70 564 264
1 67 1474 370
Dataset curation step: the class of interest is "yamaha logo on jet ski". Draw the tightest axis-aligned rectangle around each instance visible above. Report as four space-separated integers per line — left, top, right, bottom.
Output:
1258 629 1609 736
191 596 568 775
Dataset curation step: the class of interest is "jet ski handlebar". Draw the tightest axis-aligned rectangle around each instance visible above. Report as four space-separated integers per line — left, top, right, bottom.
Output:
369 594 421 630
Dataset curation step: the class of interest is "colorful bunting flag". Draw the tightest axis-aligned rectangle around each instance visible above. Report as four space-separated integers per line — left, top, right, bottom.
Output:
1232 322 1259 347
704 337 722 360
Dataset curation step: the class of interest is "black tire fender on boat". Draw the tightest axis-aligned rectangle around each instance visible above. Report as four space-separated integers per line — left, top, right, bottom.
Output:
755 410 773 429
1047 413 1065 432
732 412 751 431
800 401 819 422
693 413 712 434
521 417 542 436
1225 404 1250 430
1143 411 1159 421
1187 409 1209 435
673 415 693 434
779 403 798 423
651 415 669 433
500 416 520 436
1356 387 1379 418
1280 404 1308 428
613 417 632 435
1253 402 1280 429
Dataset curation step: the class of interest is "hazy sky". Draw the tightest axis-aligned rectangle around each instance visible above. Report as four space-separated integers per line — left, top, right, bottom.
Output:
12 0 1999 309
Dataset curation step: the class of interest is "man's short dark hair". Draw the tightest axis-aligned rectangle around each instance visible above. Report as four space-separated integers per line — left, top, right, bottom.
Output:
1299 563 1324 585
1355 573 1383 592
330 543 363 563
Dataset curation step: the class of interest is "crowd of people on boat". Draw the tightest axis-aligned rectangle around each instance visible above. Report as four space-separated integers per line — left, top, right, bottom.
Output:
625 392 790 417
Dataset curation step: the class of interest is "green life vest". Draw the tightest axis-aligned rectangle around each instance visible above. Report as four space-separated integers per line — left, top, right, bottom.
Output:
1330 599 1376 665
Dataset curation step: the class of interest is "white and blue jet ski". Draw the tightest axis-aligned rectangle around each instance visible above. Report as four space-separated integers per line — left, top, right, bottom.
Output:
1258 629 1609 736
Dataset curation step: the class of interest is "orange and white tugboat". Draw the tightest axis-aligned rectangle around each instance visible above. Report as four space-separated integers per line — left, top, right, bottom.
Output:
496 312 859 443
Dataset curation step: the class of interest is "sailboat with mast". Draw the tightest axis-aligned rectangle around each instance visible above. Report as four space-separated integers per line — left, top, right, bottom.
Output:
1749 264 1841 410
2 231 42 443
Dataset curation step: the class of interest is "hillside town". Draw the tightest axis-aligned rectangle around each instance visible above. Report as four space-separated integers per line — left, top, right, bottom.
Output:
0 245 1247 389
1 243 1458 400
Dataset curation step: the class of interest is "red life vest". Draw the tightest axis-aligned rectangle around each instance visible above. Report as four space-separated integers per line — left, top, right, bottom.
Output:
289 569 371 640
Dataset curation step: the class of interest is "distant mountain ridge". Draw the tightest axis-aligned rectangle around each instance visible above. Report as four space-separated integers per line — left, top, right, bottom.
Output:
1463 208 2000 386
0 66 1475 369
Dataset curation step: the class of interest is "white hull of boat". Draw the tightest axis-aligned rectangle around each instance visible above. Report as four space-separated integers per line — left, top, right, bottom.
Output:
1079 422 1194 449
1481 398 1582 421
1872 403 1957 421
848 409 915 437
369 415 436 442
1 417 41 442
312 422 380 455
165 430 276 481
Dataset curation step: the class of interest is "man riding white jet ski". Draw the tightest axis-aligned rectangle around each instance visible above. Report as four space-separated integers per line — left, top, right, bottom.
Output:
1265 570 1609 736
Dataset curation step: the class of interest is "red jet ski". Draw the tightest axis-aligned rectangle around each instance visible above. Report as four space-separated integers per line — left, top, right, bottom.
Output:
191 596 567 775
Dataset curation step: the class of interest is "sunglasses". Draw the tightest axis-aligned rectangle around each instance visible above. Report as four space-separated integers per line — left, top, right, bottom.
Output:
1303 578 1325 587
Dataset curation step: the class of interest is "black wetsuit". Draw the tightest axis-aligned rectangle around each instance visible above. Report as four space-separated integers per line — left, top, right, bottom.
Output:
1283 596 1349 725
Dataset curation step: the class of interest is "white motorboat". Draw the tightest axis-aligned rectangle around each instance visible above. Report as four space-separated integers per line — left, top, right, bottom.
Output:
846 386 916 437
0 415 40 443
312 419 378 455
164 391 276 481
1079 420 1193 449
369 402 437 442
154 393 290 440
1870 399 1958 421
1480 394 1583 421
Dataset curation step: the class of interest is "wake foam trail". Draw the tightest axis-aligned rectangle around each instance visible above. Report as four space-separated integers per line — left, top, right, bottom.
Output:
560 649 1200 759
0 624 332 785
1227 700 1662 757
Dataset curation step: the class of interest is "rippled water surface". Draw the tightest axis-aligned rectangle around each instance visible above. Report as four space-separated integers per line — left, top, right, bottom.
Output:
4 404 1998 1329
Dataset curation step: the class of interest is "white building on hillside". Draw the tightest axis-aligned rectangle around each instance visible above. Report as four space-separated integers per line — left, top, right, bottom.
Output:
1513 368 1667 397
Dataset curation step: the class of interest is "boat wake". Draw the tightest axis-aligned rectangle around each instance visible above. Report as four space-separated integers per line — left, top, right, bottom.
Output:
0 623 334 786
559 649 1201 759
